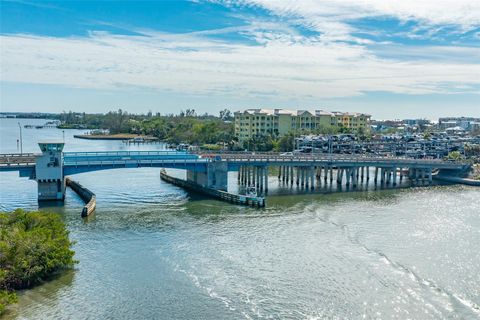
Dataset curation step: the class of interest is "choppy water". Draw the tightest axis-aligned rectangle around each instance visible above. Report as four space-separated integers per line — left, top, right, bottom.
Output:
1 118 479 319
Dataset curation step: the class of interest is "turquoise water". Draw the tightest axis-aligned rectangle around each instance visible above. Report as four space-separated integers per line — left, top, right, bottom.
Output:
1 118 479 319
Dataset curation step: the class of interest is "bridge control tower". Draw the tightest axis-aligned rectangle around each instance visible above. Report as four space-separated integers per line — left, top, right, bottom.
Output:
35 141 65 201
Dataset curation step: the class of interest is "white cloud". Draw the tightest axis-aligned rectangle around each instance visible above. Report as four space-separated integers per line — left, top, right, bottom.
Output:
1 29 479 101
235 0 480 37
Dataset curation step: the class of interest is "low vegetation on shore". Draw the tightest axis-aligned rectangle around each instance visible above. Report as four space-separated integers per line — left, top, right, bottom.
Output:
0 210 77 315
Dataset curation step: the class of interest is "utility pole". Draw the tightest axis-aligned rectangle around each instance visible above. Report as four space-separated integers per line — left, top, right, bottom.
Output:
18 122 23 155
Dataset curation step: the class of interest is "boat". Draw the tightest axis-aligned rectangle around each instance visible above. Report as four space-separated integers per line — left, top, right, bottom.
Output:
176 143 190 151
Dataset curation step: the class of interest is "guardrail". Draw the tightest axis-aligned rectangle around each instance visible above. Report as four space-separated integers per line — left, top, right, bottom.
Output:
216 154 463 165
0 162 36 168
63 158 211 166
0 153 37 157
64 151 190 157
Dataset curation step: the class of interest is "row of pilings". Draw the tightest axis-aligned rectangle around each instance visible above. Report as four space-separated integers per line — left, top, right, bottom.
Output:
238 166 269 192
238 165 434 191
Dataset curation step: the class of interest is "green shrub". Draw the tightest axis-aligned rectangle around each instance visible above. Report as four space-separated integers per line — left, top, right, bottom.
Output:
0 209 77 314
0 290 17 314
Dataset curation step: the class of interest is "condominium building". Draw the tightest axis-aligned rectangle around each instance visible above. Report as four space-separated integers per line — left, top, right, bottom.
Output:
234 108 371 142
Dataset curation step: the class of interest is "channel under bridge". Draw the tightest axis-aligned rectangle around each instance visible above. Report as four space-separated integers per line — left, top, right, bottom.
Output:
0 142 472 202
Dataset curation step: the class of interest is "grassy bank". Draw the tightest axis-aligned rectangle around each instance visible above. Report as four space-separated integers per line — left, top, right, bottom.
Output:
0 210 77 315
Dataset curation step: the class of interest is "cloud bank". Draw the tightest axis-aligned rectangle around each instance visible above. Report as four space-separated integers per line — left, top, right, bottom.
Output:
1 1 479 102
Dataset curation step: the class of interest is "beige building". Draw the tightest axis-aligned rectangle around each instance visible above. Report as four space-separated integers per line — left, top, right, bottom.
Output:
234 108 371 142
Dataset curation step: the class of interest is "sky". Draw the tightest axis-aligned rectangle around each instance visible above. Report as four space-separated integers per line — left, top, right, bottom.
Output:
0 0 479 119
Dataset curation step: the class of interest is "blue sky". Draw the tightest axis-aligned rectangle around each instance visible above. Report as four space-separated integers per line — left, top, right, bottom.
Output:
1 0 479 119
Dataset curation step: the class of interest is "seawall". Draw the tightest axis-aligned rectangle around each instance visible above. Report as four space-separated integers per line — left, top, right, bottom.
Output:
66 177 97 216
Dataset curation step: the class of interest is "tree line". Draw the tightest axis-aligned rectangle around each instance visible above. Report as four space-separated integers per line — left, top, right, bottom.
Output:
57 108 371 151
58 109 236 146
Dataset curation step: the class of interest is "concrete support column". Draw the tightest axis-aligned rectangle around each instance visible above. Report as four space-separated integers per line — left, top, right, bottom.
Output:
258 167 263 190
392 167 397 186
374 167 378 184
296 167 300 186
264 167 269 193
361 166 365 181
428 168 432 184
305 167 309 187
329 166 333 182
300 167 305 187
257 167 261 186
310 167 315 189
353 167 358 187
337 168 343 184
252 167 258 186
366 166 370 181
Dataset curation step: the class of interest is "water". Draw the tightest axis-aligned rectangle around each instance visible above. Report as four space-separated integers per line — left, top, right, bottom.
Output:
1 118 479 319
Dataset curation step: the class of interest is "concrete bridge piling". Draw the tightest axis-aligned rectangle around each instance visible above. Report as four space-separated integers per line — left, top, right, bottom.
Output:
236 163 443 192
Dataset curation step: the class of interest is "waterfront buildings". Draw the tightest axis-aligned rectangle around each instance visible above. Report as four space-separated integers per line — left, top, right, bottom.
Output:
234 109 371 142
438 117 480 132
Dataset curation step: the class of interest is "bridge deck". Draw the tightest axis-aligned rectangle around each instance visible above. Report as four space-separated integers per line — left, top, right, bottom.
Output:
0 151 469 172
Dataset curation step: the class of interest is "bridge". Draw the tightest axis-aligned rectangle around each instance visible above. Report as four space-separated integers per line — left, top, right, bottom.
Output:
0 142 472 202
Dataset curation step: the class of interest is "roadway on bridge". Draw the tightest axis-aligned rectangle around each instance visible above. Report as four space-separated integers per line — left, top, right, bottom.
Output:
0 151 468 172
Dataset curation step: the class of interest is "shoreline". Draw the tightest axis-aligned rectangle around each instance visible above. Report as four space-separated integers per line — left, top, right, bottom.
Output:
73 134 158 141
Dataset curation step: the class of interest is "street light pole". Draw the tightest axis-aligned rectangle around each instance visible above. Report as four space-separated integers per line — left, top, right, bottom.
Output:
18 122 23 155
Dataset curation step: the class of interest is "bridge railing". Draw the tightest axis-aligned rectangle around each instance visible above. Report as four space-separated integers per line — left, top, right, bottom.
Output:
64 151 191 157
216 154 465 166
63 158 210 166
63 151 200 163
0 153 38 157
